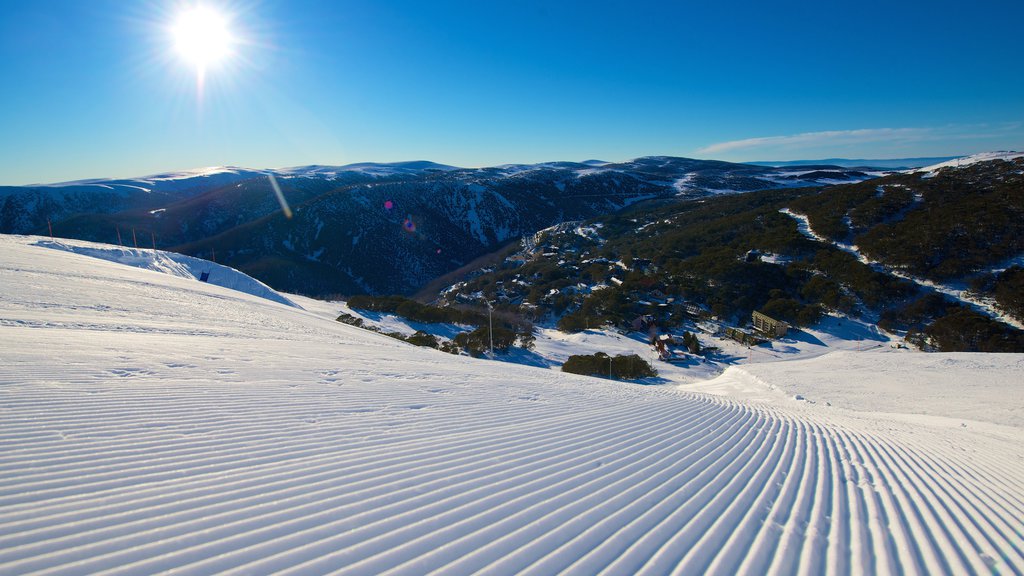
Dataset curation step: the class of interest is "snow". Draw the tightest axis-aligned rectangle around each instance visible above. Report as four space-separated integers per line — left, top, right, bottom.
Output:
573 223 603 242
759 252 792 265
117 185 152 193
1 234 1023 574
672 173 696 193
911 151 1024 176
33 167 245 188
693 351 1024 430
331 300 467 341
779 208 829 243
317 300 894 384
274 161 461 179
32 238 298 308
755 170 889 189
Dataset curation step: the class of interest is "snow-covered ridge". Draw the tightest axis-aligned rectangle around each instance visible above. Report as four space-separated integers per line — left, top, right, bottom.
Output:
911 151 1024 176
33 166 246 188
31 237 298 308
18 155 883 190
26 162 464 191
272 160 462 179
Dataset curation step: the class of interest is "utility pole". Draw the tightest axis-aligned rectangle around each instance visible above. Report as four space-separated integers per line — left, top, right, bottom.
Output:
486 299 494 359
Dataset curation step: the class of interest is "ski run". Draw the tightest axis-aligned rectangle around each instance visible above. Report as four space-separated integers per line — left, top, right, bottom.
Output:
1 235 1022 575
778 208 1024 331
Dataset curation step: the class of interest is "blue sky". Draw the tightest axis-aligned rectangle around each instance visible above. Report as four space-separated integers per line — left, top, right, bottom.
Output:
1 0 1022 184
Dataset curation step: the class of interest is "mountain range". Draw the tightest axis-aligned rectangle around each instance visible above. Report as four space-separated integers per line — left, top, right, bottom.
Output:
748 157 958 169
0 157 882 296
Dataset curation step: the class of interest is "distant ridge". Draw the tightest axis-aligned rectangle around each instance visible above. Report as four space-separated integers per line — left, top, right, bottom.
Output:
910 151 1024 174
748 156 958 169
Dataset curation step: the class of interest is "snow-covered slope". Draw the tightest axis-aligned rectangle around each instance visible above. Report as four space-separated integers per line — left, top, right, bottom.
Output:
33 237 298 308
693 350 1024 429
1 235 1022 574
28 166 265 193
911 151 1024 175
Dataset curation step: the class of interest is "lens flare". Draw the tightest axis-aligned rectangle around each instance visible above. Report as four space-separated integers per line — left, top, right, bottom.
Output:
403 216 416 233
384 200 394 210
268 174 293 219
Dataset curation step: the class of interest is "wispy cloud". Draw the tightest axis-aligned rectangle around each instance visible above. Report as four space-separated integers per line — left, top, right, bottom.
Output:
697 123 1023 158
698 128 930 155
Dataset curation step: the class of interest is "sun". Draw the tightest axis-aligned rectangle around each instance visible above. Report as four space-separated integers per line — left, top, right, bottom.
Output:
172 6 234 72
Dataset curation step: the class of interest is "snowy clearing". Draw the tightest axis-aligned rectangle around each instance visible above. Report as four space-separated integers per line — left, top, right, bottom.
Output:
1 235 1023 575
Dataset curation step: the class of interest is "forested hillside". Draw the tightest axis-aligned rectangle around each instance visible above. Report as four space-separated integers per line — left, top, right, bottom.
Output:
434 159 1024 352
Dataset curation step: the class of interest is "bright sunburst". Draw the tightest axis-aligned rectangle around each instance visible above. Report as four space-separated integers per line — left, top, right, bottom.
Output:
172 6 234 74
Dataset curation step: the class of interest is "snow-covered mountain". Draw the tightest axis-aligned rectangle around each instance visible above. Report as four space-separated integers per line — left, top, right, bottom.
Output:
1 157 881 296
1 234 1022 574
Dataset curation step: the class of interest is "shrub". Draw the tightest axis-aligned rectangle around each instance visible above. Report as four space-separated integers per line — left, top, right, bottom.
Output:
517 330 536 350
877 293 952 332
347 294 488 326
993 266 1024 322
557 312 590 333
562 352 657 380
758 298 822 327
453 326 517 357
335 313 364 327
405 331 439 348
681 331 701 354
923 310 1024 352
800 275 843 310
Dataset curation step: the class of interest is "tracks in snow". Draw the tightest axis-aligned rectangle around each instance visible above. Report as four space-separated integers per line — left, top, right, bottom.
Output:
1 363 1021 575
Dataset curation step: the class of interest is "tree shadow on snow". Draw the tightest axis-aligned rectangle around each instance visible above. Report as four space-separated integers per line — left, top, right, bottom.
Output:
494 349 560 369
783 330 827 347
813 316 888 343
